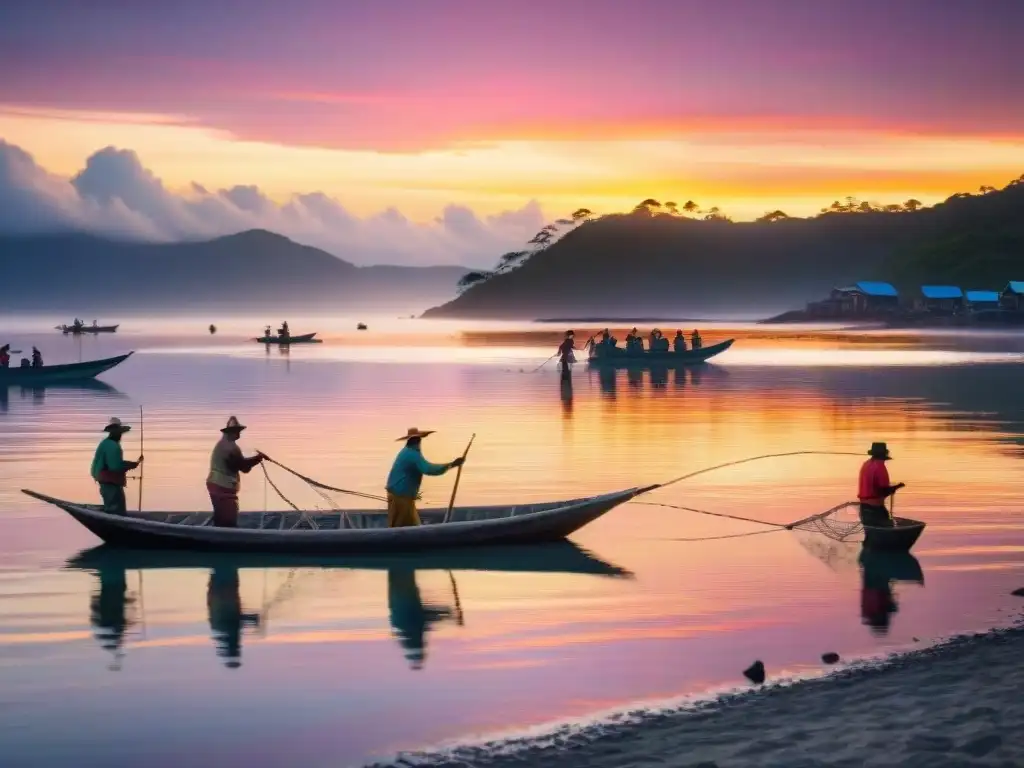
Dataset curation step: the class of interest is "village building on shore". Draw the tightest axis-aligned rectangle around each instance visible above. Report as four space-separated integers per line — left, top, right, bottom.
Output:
802 279 1023 321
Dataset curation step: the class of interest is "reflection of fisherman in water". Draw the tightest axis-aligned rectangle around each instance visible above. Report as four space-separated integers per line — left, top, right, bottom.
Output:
597 367 616 397
859 550 923 636
387 568 454 670
89 564 135 670
560 375 573 417
207 566 260 668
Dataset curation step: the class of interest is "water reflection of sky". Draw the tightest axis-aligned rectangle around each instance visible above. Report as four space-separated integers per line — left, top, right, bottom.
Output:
0 324 1023 766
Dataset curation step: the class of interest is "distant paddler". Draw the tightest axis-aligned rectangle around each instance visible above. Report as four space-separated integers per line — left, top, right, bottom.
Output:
90 417 143 515
857 442 905 528
385 428 465 528
206 416 265 528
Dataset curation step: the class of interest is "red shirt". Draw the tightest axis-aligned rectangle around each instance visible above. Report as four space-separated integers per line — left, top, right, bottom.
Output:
858 458 890 504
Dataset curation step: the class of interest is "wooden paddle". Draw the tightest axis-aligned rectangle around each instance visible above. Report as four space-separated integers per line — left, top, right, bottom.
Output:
443 434 475 524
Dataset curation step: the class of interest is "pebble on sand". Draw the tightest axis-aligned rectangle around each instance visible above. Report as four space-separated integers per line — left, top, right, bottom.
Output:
743 661 766 685
821 653 840 664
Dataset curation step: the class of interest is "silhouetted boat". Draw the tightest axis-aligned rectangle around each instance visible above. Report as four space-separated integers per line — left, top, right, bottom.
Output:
58 323 119 334
862 517 926 552
587 338 734 367
23 487 650 554
65 540 632 577
357 323 367 330
0 352 133 385
253 332 320 344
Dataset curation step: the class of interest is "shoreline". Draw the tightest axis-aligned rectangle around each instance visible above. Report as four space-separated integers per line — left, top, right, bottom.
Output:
369 619 1024 767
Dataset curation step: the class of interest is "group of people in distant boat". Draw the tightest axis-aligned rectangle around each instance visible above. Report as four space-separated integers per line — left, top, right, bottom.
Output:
0 344 44 369
90 415 465 530
264 321 290 340
556 327 705 365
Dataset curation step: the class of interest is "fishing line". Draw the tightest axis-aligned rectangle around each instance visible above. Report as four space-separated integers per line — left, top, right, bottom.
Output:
258 453 387 503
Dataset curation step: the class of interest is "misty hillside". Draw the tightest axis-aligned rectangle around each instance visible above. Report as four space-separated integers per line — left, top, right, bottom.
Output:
423 180 1024 320
0 230 469 313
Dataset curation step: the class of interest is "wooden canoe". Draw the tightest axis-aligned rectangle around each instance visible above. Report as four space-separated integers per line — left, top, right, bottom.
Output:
65 540 633 577
59 324 119 334
22 487 651 554
254 332 320 344
0 352 132 385
587 338 734 367
862 517 926 552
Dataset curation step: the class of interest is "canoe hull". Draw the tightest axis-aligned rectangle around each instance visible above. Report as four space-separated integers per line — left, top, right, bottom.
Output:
587 338 734 367
23 488 643 554
0 352 133 385
862 517 925 552
255 332 319 344
60 325 118 334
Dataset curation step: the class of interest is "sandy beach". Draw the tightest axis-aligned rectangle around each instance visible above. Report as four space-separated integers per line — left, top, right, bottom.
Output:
373 622 1024 768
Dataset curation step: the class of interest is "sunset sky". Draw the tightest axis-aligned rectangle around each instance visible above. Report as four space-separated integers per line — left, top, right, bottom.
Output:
1 0 1023 265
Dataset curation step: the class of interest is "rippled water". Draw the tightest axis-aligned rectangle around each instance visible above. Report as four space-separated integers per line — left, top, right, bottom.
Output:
1 318 1023 767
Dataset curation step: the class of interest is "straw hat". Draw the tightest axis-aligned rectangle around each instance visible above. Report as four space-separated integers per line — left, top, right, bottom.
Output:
221 416 246 434
103 417 131 434
868 442 891 459
397 427 434 441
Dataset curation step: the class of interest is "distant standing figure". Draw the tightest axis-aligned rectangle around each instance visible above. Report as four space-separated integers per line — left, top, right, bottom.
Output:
557 330 576 374
90 417 142 515
385 428 464 528
206 416 265 527
673 330 687 352
0 344 10 368
209 324 217 335
690 329 703 349
31 347 43 368
857 442 904 527
264 325 272 339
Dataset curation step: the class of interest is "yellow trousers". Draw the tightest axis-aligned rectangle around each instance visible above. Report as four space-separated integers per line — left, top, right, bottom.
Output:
387 493 421 527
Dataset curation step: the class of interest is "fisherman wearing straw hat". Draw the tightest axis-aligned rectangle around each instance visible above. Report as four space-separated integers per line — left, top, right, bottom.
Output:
857 442 905 528
207 416 265 527
385 428 465 528
90 417 143 515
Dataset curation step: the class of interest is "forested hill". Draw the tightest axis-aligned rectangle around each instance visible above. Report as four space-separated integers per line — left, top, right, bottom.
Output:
423 179 1024 319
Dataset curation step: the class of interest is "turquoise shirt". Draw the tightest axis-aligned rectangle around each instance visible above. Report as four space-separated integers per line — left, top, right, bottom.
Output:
90 437 126 481
386 445 449 498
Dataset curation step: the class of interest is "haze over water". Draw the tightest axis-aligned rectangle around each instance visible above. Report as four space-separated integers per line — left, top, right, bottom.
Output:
2 317 1024 767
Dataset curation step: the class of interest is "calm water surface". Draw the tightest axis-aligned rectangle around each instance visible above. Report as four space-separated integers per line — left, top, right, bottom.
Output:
1 318 1024 767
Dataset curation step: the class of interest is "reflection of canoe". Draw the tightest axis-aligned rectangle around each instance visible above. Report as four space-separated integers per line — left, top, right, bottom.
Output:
59 324 119 334
0 352 133 385
588 338 734 367
254 332 320 344
858 549 923 584
23 487 649 554
863 517 926 552
65 540 632 577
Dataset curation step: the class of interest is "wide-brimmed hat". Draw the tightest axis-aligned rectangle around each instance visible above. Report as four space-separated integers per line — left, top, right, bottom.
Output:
221 416 246 434
868 442 891 459
397 427 434 441
104 417 131 433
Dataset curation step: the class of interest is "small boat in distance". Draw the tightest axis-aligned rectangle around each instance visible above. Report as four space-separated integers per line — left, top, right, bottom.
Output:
587 338 734 367
58 323 119 334
22 486 649 554
253 332 321 344
0 352 133 385
357 323 368 330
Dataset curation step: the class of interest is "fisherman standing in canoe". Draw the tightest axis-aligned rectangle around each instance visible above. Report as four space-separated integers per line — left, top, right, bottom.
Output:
385 428 465 528
557 330 576 376
858 442 904 527
207 416 265 527
91 417 143 514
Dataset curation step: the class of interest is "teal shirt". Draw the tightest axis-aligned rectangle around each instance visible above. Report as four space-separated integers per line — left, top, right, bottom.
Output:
386 445 449 498
91 437 127 481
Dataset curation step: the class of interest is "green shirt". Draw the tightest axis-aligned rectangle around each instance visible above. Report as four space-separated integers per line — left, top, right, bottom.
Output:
91 437 126 482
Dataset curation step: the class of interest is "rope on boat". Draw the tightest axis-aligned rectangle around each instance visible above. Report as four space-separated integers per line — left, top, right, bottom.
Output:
632 451 871 543
258 453 388 503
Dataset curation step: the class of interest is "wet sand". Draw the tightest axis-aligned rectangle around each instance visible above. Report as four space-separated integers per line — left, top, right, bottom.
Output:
375 623 1024 768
